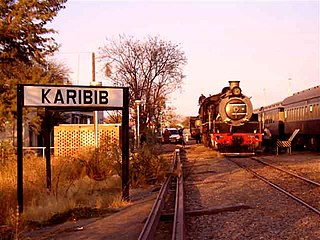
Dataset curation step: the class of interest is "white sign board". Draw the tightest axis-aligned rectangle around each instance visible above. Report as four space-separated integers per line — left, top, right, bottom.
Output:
24 86 123 107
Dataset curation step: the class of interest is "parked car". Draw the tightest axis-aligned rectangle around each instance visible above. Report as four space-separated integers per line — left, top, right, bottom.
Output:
166 128 182 144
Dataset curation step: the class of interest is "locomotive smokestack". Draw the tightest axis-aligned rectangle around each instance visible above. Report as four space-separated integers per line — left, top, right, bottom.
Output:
229 80 240 89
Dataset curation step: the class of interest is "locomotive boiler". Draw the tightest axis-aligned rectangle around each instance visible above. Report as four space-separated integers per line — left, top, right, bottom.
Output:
197 81 262 155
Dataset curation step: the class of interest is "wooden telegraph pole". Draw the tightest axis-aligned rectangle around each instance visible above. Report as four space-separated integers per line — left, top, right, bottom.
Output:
91 52 100 147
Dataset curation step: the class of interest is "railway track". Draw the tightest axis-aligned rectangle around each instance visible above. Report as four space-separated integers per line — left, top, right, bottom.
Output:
139 146 320 239
138 148 185 240
226 156 320 215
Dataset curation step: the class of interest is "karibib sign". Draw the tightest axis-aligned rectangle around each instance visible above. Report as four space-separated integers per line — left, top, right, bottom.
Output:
17 84 130 213
24 86 123 107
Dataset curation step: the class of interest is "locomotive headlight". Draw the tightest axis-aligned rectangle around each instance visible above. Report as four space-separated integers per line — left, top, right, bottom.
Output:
232 86 242 96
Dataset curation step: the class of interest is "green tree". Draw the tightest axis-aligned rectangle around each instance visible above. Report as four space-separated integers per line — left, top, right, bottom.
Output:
0 0 67 64
0 0 68 131
99 35 187 132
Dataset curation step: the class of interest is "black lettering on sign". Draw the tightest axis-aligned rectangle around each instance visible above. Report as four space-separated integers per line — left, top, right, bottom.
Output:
78 89 81 104
42 89 51 103
94 90 97 104
99 90 108 104
54 89 64 104
66 90 77 104
84 90 93 104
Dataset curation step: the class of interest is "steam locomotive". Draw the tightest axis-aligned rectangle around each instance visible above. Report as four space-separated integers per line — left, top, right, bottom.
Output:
257 85 320 150
193 81 262 155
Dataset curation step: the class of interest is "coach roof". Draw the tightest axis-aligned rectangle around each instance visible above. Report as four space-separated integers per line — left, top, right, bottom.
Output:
282 85 320 106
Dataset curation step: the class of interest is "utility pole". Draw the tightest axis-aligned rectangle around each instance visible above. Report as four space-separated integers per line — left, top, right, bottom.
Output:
135 99 142 148
92 52 95 82
90 52 101 148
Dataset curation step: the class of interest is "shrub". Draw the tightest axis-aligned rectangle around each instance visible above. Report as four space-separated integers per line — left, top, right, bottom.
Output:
73 139 122 181
0 135 170 238
0 139 124 233
0 140 15 166
130 143 169 187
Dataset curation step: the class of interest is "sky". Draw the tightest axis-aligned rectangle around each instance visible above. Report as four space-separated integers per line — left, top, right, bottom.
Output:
51 0 320 117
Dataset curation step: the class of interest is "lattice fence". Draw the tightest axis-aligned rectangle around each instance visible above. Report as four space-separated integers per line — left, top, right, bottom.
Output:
54 124 120 157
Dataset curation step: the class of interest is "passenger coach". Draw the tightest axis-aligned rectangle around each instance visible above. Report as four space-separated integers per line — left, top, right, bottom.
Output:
258 85 320 150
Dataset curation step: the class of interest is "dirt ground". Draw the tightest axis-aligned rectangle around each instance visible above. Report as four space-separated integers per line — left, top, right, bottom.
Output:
20 143 320 240
20 143 178 240
21 187 158 240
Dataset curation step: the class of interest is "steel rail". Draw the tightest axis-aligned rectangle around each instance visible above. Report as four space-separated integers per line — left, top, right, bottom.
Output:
172 149 185 240
252 157 320 187
227 157 320 215
138 148 179 240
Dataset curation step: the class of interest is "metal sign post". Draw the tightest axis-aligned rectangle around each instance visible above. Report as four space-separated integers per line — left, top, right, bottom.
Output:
16 85 24 213
16 84 130 213
122 88 130 200
44 108 51 190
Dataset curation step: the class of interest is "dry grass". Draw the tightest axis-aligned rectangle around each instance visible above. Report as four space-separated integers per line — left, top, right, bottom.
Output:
0 148 123 234
0 139 171 239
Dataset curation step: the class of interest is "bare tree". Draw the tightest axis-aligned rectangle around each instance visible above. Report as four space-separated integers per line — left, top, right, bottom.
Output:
103 110 122 124
99 35 187 131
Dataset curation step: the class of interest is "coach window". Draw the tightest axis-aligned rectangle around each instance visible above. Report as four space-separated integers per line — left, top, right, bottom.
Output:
304 106 307 119
292 109 295 120
313 105 316 118
293 108 295 120
304 106 306 119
